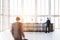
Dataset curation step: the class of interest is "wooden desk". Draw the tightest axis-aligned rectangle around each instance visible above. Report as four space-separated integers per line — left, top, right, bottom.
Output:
22 23 54 32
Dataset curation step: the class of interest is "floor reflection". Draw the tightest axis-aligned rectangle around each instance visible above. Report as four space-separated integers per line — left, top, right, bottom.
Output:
0 29 60 40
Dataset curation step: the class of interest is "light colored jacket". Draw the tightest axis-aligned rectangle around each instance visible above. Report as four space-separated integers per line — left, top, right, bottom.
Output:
11 22 24 39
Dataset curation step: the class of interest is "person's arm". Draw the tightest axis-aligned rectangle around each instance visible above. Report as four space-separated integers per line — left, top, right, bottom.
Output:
21 23 25 37
19 23 25 38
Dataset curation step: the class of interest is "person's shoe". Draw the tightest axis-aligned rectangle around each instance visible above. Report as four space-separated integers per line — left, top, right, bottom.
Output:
45 32 47 33
48 32 50 33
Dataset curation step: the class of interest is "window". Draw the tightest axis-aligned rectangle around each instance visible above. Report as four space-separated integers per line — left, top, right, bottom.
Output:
23 0 35 16
0 0 2 31
10 0 35 23
37 17 47 23
9 0 60 29
55 17 59 28
59 0 60 15
59 17 60 28
2 0 8 15
2 16 9 30
22 17 35 23
0 0 2 14
51 17 54 23
37 0 49 15
51 0 54 15
55 0 59 15
0 16 2 31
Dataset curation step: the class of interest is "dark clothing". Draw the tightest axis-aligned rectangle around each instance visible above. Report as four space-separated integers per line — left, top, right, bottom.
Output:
46 20 50 27
45 19 50 33
14 38 21 40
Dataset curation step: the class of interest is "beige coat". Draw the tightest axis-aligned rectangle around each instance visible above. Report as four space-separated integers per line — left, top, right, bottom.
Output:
11 22 24 40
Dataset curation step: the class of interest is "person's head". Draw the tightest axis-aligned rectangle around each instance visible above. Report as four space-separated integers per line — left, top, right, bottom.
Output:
47 18 50 20
16 17 20 21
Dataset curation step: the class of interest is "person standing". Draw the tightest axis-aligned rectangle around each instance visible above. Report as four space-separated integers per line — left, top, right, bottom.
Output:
11 17 25 40
45 18 51 33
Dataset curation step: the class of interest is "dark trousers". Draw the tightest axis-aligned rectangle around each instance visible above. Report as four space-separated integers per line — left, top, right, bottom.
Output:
45 25 49 33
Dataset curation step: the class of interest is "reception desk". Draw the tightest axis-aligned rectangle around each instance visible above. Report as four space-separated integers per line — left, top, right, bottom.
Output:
22 23 54 32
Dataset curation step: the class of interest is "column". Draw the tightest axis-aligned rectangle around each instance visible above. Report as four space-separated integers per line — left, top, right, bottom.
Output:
2 0 9 31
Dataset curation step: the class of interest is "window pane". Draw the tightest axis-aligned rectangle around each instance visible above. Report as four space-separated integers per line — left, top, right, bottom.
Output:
22 17 35 23
18 0 22 15
13 0 17 15
37 17 47 23
37 0 41 15
51 17 54 23
55 0 59 15
2 16 9 30
59 17 60 28
23 0 35 16
51 0 54 15
51 17 55 28
0 16 2 31
55 17 59 28
10 0 14 15
10 0 35 16
59 0 60 15
10 17 16 23
10 0 22 15
0 0 2 14
37 0 49 15
2 0 8 15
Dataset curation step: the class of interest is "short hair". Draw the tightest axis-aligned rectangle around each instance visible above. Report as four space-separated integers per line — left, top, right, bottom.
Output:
47 18 50 20
16 17 20 21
